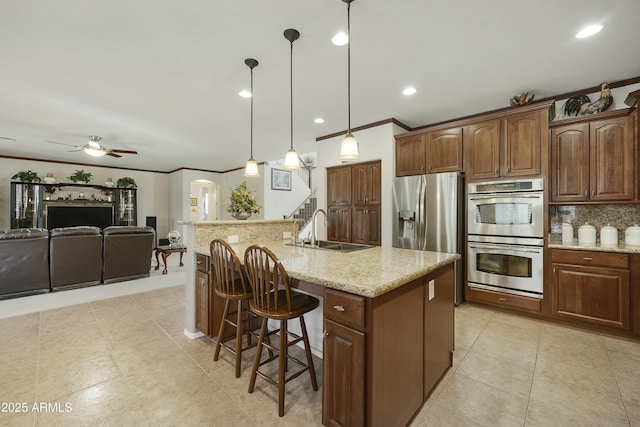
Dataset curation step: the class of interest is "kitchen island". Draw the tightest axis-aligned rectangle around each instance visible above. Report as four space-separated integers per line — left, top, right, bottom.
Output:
181 222 459 427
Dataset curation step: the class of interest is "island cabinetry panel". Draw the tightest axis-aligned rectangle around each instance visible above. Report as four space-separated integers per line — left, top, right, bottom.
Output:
395 128 463 177
195 253 210 335
550 115 634 202
632 254 640 335
551 249 630 330
323 289 366 427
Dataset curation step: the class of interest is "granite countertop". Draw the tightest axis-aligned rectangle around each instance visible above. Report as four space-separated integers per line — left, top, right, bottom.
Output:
196 240 460 298
548 241 640 254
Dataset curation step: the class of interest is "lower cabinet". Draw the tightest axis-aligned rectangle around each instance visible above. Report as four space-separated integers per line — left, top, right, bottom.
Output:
351 206 381 246
195 254 211 335
551 249 630 330
323 263 455 427
328 206 351 242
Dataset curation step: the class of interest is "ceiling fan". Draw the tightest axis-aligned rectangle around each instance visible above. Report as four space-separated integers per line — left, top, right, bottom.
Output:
46 135 138 158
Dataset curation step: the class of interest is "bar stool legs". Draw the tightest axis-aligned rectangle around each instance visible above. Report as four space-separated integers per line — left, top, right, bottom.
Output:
213 297 255 378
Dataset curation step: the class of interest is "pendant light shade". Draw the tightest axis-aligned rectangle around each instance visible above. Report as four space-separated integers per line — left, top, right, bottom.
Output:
283 28 301 171
339 0 359 161
244 58 260 178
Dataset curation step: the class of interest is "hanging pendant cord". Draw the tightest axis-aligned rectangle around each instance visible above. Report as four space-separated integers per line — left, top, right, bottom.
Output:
290 39 294 150
347 1 351 134
250 67 254 159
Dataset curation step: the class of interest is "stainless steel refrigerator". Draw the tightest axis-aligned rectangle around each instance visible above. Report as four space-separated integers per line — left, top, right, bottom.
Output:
392 172 465 305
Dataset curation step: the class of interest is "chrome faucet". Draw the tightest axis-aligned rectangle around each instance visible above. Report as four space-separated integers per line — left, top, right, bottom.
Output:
310 208 327 247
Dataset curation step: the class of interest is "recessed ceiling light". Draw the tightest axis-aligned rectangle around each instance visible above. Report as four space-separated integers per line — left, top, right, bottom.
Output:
239 90 252 98
314 118 325 124
403 87 417 96
576 24 603 39
332 32 349 46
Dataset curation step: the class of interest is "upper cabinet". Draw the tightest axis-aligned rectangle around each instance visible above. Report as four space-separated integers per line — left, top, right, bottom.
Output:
466 110 543 180
551 114 635 202
352 161 381 205
327 166 352 206
396 128 463 177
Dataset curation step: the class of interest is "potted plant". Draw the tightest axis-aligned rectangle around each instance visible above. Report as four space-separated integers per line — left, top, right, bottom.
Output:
68 169 93 183
226 180 261 220
116 176 137 188
11 170 41 183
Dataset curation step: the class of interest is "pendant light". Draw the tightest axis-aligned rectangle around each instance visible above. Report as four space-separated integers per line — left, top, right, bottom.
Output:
283 28 301 171
244 58 260 177
339 0 359 161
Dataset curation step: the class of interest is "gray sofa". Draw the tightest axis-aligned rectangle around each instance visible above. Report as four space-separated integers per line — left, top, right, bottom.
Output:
102 226 155 284
0 228 50 299
49 226 103 290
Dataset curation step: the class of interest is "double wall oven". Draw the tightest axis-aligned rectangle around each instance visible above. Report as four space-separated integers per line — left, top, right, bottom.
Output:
467 178 544 299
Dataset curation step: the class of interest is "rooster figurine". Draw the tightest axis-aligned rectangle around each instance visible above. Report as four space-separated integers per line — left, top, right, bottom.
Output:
562 82 613 116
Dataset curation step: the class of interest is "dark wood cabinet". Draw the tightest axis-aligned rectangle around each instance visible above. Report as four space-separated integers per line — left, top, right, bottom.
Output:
327 166 352 206
328 206 351 242
327 161 380 246
396 135 426 176
352 161 381 205
551 115 634 202
551 249 630 330
195 254 210 335
351 206 380 246
466 119 500 180
425 128 463 174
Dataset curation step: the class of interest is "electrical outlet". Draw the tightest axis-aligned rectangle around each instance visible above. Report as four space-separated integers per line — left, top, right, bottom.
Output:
428 280 435 301
283 231 292 239
228 235 239 243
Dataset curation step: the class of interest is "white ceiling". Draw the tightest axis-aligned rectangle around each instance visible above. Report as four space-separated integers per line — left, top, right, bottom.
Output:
1 0 639 173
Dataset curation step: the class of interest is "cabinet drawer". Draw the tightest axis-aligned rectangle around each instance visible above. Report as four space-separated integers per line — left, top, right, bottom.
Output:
324 289 365 331
551 250 629 269
196 253 210 272
467 286 541 312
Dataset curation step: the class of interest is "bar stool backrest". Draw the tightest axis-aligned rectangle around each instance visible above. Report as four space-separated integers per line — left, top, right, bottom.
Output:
210 239 251 297
244 245 292 314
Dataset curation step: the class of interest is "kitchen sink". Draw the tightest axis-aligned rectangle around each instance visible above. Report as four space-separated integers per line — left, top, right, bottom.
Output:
287 240 374 253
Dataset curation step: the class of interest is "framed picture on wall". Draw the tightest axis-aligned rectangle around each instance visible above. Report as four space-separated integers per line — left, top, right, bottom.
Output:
271 169 291 191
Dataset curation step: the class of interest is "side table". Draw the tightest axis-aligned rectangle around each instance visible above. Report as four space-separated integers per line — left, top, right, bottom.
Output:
154 245 187 274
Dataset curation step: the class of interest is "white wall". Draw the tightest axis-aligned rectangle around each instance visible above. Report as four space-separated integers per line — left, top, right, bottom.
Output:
262 163 311 220
0 158 169 237
217 167 265 221
316 123 405 247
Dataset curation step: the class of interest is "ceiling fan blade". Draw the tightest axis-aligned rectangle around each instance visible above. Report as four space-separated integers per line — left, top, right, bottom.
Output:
46 139 80 148
106 152 122 158
109 149 138 155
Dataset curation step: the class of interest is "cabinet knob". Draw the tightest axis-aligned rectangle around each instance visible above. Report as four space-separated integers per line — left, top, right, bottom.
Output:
421 165 425 171
199 279 205 286
506 166 510 173
197 260 202 265
495 168 499 174
583 257 593 261
585 190 589 197
428 165 432 172
332 305 345 312
591 190 595 197
323 330 329 340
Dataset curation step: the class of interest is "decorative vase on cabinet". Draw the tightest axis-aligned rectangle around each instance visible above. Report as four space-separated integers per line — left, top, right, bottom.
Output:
231 212 252 220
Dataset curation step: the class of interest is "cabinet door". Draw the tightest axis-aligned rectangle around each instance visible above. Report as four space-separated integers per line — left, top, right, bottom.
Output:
590 116 635 201
322 319 365 427
426 128 463 173
328 206 351 242
466 119 500 180
195 270 210 335
396 135 426 177
352 161 381 205
552 264 629 330
503 111 541 177
327 166 352 206
351 206 381 246
550 123 590 202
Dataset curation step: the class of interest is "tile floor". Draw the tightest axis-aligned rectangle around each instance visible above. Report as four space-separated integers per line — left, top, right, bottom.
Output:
1 279 639 427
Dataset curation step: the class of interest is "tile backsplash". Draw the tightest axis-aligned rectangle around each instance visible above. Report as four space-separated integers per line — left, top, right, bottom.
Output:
549 204 640 242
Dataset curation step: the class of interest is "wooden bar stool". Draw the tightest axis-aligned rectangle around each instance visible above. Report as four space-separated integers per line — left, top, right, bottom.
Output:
243 244 319 417
210 239 260 378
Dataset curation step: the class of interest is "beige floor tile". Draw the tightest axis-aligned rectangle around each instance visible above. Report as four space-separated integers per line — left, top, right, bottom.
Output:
0 352 38 386
455 316 487 349
35 376 148 427
490 311 545 333
0 375 38 427
607 346 640 426
470 324 539 371
88 294 136 311
0 312 40 339
457 349 534 399
411 402 483 427
36 353 122 402
434 372 528 427
39 335 112 370
526 371 629 427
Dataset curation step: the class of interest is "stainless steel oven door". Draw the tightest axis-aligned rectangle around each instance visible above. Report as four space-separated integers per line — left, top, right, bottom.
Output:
467 192 544 238
467 241 543 298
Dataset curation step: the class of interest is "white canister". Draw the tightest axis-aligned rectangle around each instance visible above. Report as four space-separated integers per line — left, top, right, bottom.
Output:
578 223 596 246
625 225 640 247
561 223 574 244
600 224 618 247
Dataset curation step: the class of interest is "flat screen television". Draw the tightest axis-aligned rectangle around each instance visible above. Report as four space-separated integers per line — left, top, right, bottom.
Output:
46 205 114 230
